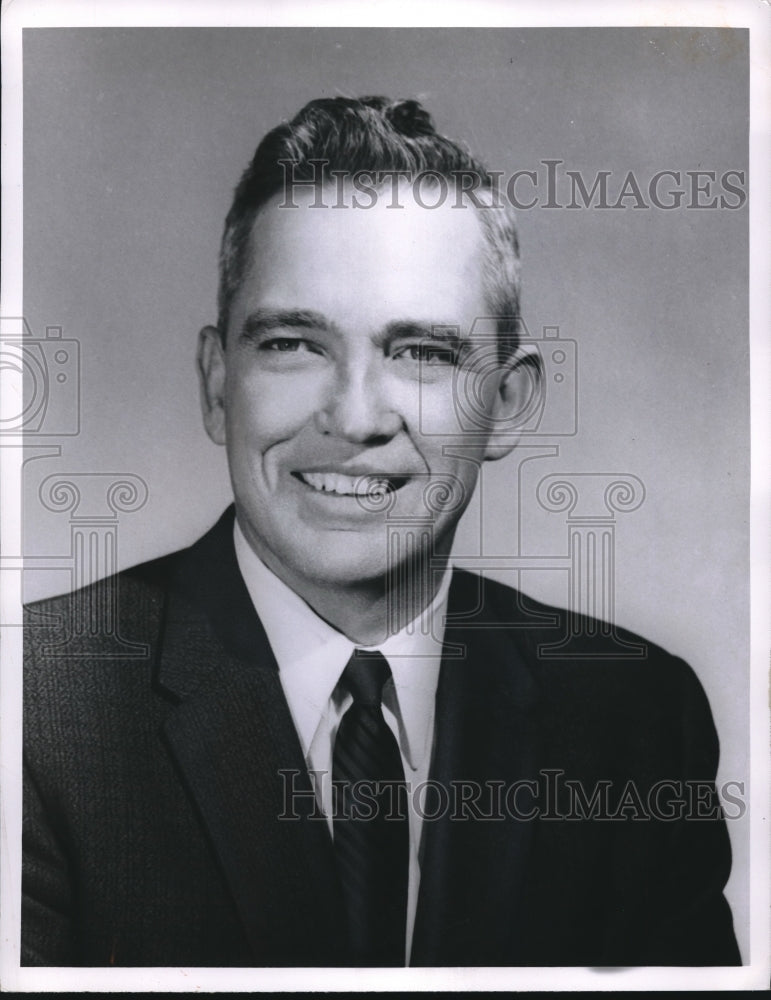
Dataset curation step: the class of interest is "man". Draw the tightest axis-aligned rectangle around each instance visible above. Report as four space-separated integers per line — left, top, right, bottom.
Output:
22 96 740 967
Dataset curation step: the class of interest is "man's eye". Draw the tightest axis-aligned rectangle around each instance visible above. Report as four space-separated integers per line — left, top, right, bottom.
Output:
396 343 460 366
262 338 305 352
258 337 326 358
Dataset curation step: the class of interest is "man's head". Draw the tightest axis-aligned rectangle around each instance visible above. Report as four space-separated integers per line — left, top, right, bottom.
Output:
198 96 536 607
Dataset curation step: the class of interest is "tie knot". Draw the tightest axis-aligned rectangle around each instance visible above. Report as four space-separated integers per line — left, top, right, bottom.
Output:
340 650 391 707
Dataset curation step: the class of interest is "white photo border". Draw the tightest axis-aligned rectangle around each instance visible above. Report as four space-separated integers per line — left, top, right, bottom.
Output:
1 0 768 992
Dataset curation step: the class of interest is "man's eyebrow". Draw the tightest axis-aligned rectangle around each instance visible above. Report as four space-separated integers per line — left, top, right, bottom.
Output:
239 308 332 341
382 321 465 344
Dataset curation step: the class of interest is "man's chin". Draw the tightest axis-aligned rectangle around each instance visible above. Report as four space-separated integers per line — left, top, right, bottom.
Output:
294 547 394 589
284 534 430 589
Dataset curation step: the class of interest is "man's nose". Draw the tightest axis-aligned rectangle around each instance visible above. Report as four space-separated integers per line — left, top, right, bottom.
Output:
314 363 403 444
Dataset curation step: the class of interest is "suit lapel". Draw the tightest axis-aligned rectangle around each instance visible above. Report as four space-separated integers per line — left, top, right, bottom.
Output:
411 571 542 966
156 509 346 966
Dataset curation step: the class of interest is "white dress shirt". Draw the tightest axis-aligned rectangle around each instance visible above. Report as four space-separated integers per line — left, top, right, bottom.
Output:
233 521 450 964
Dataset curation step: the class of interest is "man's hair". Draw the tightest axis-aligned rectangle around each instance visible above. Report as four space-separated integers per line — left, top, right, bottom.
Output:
218 96 521 353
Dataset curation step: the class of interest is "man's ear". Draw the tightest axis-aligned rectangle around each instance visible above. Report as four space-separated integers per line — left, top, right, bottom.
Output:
483 344 543 461
197 325 228 445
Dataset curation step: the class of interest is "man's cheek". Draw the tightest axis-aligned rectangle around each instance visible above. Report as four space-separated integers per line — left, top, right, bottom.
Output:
414 381 468 439
228 384 294 438
251 372 326 427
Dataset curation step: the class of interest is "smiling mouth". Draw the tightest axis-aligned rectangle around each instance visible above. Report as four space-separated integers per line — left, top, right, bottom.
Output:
294 471 409 497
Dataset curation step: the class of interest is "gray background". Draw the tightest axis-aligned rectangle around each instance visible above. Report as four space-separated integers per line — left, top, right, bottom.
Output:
22 27 749 957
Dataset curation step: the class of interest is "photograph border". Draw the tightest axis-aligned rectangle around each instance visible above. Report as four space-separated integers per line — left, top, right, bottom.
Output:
1 0 768 992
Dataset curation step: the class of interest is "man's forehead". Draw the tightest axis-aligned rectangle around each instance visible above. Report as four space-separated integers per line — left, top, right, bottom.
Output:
249 182 487 255
221 183 492 342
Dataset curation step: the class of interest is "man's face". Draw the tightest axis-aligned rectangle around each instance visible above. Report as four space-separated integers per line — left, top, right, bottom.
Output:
198 186 522 592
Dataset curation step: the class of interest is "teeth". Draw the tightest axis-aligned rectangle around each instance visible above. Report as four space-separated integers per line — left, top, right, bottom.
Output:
300 472 394 496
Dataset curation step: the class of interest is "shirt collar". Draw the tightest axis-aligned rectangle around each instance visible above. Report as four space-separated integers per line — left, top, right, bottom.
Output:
233 520 449 772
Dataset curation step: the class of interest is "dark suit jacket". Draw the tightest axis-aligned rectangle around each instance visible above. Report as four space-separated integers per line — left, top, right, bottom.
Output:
22 507 740 967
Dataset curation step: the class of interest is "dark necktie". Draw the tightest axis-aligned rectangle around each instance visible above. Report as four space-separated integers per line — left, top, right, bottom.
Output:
332 649 409 966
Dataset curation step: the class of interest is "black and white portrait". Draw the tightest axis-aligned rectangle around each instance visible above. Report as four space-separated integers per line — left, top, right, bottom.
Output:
1 3 766 992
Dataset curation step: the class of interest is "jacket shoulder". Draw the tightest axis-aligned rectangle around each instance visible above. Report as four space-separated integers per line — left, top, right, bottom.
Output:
459 571 722 775
453 568 666 652
455 569 713 716
25 549 177 641
23 509 238 701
